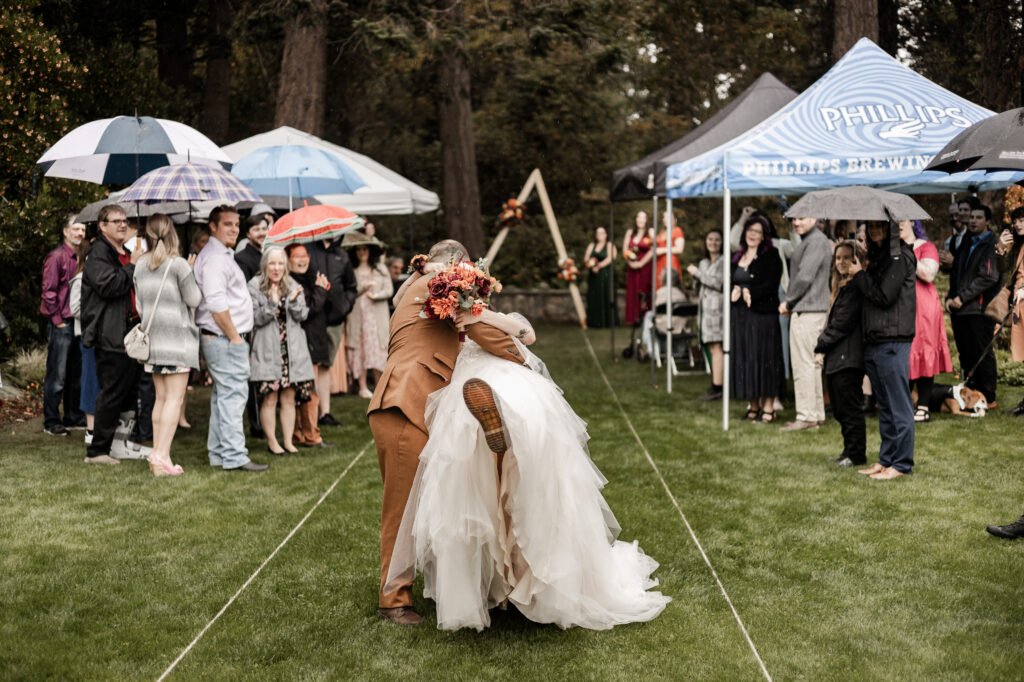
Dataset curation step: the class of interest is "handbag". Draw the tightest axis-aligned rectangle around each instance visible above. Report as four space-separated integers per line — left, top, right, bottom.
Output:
124 260 173 362
985 247 1024 322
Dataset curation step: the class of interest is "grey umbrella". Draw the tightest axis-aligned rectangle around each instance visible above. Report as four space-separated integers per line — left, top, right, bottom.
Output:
925 108 1024 174
785 186 931 222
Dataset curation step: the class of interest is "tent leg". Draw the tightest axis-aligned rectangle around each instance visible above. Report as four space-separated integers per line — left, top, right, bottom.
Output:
722 188 732 432
666 198 673 394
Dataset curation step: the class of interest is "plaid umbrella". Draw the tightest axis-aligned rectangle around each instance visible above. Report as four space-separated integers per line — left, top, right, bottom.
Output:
120 163 261 203
264 204 365 246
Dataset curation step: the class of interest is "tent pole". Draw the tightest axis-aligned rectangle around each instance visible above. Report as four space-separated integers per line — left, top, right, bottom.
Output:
666 198 673 394
722 182 732 432
609 200 615 362
651 195 658 388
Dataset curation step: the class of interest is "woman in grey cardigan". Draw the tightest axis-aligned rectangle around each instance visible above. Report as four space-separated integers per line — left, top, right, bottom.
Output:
249 246 314 455
133 214 202 476
687 229 725 401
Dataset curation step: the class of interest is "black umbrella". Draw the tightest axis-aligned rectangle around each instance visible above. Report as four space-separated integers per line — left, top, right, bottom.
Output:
925 108 1024 173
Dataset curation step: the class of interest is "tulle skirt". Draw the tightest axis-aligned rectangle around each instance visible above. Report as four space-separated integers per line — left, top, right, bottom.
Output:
387 341 670 631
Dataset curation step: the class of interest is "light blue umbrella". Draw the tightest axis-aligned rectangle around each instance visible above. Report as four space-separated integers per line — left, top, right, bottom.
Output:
231 145 367 210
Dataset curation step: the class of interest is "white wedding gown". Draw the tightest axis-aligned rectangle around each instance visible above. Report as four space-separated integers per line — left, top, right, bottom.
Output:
386 337 670 631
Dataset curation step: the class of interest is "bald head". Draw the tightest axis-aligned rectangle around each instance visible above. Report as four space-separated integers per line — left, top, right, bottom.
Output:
428 239 468 264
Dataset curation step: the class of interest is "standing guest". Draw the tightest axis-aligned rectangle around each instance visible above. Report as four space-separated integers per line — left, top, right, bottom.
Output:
134 214 201 477
655 210 685 285
189 228 210 258
583 226 616 328
622 211 654 326
730 216 785 423
235 214 269 281
344 232 394 399
997 207 1024 416
249 246 315 455
81 205 144 465
852 221 917 481
310 236 357 425
779 216 831 431
946 204 1001 406
235 213 271 439
287 243 333 448
814 240 867 467
41 214 87 436
900 220 953 422
387 255 406 314
687 229 725 400
124 225 154 447
194 205 268 473
68 235 97 444
940 197 977 273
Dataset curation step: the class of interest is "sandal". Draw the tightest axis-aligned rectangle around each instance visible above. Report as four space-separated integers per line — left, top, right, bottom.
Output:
758 409 776 424
742 408 760 421
914 407 930 423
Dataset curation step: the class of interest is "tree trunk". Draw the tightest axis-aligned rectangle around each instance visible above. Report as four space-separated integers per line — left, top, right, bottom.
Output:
437 0 484 257
156 2 192 92
978 0 1019 111
876 0 898 56
199 0 232 144
833 0 878 60
274 2 328 136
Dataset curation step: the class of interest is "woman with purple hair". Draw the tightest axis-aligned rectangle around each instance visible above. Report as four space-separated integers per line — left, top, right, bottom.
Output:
899 219 952 422
731 215 786 423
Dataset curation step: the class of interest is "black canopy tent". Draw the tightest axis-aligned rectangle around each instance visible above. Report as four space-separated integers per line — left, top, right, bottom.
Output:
605 72 798 369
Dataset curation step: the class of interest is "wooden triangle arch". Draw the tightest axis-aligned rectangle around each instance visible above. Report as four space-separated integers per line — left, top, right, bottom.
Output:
484 168 586 327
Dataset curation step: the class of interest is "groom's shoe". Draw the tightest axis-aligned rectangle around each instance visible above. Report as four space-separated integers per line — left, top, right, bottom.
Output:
378 606 424 626
463 378 508 455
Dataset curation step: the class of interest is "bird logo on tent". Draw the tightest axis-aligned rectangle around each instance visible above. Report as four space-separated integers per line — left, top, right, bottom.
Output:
879 120 925 140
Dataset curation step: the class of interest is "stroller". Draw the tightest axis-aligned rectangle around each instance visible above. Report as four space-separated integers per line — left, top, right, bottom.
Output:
638 283 699 371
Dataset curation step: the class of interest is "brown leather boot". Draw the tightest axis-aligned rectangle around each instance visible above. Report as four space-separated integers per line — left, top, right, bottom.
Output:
378 607 424 626
463 378 508 456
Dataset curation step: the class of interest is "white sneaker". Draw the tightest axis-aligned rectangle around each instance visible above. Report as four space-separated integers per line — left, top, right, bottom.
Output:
84 430 93 445
111 438 152 461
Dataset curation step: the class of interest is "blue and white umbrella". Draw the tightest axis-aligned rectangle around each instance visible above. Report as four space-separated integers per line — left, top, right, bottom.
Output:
231 144 367 210
36 116 232 185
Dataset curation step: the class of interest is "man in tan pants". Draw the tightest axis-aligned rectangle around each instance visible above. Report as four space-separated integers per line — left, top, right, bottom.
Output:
368 240 524 625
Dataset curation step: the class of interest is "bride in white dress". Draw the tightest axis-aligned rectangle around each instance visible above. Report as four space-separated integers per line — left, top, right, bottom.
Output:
386 309 670 631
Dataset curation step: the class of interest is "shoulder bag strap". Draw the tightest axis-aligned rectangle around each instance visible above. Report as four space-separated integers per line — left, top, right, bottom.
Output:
144 259 175 335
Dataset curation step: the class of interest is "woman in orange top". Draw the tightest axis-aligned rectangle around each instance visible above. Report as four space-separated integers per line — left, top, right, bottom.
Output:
655 209 685 285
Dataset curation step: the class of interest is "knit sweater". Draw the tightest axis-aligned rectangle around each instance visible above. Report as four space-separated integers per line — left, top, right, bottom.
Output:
133 256 202 368
784 227 831 313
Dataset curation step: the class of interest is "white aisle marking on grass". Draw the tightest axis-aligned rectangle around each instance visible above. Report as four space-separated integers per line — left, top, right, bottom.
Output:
156 441 372 682
581 332 772 682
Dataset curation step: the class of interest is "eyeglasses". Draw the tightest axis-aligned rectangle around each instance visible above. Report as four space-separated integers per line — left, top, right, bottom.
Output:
103 218 128 225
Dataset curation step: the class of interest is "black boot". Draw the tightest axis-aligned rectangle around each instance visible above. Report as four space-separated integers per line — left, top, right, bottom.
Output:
700 384 723 401
986 512 1024 539
1003 398 1024 416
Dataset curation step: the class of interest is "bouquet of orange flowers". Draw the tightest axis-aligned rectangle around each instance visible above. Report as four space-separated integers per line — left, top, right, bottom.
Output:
419 259 502 323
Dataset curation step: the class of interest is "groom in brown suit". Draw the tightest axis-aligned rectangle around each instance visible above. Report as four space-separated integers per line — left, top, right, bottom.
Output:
368 240 524 625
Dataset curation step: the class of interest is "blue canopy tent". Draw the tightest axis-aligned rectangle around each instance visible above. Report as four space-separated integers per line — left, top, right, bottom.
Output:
663 38 1023 430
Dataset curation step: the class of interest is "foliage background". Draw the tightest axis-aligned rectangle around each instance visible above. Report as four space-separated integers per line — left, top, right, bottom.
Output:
1 0 1022 359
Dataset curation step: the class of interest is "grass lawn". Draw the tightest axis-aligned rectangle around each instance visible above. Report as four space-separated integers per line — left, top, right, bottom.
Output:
2 324 1023 681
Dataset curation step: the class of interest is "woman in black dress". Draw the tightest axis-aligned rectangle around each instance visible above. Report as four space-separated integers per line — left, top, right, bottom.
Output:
731 215 785 423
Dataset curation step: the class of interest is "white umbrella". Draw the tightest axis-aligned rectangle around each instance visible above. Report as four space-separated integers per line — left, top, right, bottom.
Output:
37 116 231 185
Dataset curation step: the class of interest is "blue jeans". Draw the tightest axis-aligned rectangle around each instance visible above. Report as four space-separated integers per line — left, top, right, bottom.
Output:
43 321 84 429
864 341 915 473
202 336 251 469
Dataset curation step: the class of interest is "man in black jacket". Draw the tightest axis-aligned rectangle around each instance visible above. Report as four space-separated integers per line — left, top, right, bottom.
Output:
81 204 143 464
946 204 1001 405
234 214 269 282
308 238 357 426
849 221 917 480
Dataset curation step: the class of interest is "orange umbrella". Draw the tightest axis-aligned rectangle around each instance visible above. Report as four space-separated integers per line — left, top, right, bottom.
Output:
264 204 365 246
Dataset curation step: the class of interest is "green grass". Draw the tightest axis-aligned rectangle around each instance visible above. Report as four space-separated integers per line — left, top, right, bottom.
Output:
2 324 1023 681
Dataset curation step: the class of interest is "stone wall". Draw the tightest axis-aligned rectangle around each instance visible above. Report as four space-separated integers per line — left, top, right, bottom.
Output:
490 287 625 324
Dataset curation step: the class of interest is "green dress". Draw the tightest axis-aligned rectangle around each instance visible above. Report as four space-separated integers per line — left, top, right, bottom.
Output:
586 245 615 328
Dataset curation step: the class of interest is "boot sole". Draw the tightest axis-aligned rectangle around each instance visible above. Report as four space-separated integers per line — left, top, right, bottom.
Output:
462 378 508 455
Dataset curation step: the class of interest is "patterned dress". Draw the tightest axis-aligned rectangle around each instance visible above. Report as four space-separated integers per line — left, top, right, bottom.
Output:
347 269 388 377
257 299 312 402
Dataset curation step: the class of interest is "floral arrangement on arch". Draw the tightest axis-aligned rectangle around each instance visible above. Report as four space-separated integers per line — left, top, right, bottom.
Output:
557 257 579 281
499 198 525 227
419 258 503 322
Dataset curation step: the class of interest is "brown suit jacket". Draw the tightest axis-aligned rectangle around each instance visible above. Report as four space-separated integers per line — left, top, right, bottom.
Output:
367 274 525 434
